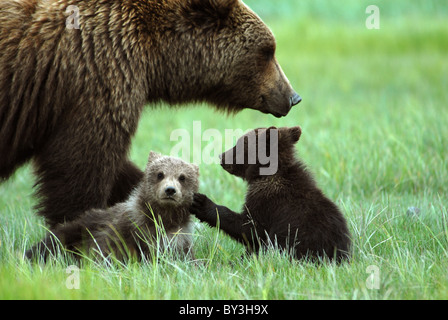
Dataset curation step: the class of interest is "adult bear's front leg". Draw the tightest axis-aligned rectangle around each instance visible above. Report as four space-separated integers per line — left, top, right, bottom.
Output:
33 114 133 228
107 160 144 207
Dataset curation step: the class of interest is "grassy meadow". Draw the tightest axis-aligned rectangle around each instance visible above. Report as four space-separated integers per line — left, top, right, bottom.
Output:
1 0 447 300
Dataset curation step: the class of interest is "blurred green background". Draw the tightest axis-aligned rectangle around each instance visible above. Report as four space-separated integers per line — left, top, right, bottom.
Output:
246 0 448 21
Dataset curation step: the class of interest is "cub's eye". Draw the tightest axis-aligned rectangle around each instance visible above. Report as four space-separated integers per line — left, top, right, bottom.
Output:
179 175 186 182
157 172 164 180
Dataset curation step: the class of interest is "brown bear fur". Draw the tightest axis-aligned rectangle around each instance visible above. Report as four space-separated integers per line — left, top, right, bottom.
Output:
190 127 351 263
26 152 199 261
0 0 301 228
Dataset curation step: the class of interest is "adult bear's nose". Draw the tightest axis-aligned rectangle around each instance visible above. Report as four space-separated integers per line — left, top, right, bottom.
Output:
290 92 302 107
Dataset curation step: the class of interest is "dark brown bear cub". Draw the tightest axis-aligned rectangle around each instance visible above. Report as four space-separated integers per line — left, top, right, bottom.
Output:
26 152 199 262
191 127 351 263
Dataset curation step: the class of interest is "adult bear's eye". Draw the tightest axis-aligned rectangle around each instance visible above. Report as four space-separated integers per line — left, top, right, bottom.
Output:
179 175 186 182
261 45 275 61
157 172 164 180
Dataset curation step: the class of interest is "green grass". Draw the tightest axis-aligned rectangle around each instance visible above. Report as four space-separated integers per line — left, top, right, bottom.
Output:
1 1 448 300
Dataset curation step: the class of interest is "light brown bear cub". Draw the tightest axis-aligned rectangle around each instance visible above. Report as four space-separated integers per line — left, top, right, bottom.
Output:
26 152 199 261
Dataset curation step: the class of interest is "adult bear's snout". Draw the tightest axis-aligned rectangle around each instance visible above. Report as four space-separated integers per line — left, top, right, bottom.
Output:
290 92 302 107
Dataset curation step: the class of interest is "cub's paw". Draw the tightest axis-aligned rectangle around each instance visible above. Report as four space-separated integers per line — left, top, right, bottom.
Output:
190 193 216 221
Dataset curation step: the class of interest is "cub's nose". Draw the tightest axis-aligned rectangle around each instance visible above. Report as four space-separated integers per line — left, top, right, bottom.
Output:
165 186 176 196
290 92 302 107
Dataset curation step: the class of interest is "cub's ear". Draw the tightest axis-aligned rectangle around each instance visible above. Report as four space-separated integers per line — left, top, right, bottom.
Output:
256 127 279 151
191 163 200 176
267 126 278 134
255 126 277 133
148 151 162 163
263 126 279 142
288 126 302 143
278 126 301 144
178 0 238 29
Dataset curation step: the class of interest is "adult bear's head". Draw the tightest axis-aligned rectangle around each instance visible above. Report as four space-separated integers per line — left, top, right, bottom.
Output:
147 0 301 117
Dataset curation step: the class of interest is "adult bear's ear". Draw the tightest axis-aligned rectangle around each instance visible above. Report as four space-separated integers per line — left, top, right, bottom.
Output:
178 0 238 30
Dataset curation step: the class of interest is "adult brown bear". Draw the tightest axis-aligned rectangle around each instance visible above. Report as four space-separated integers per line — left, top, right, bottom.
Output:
0 0 301 228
